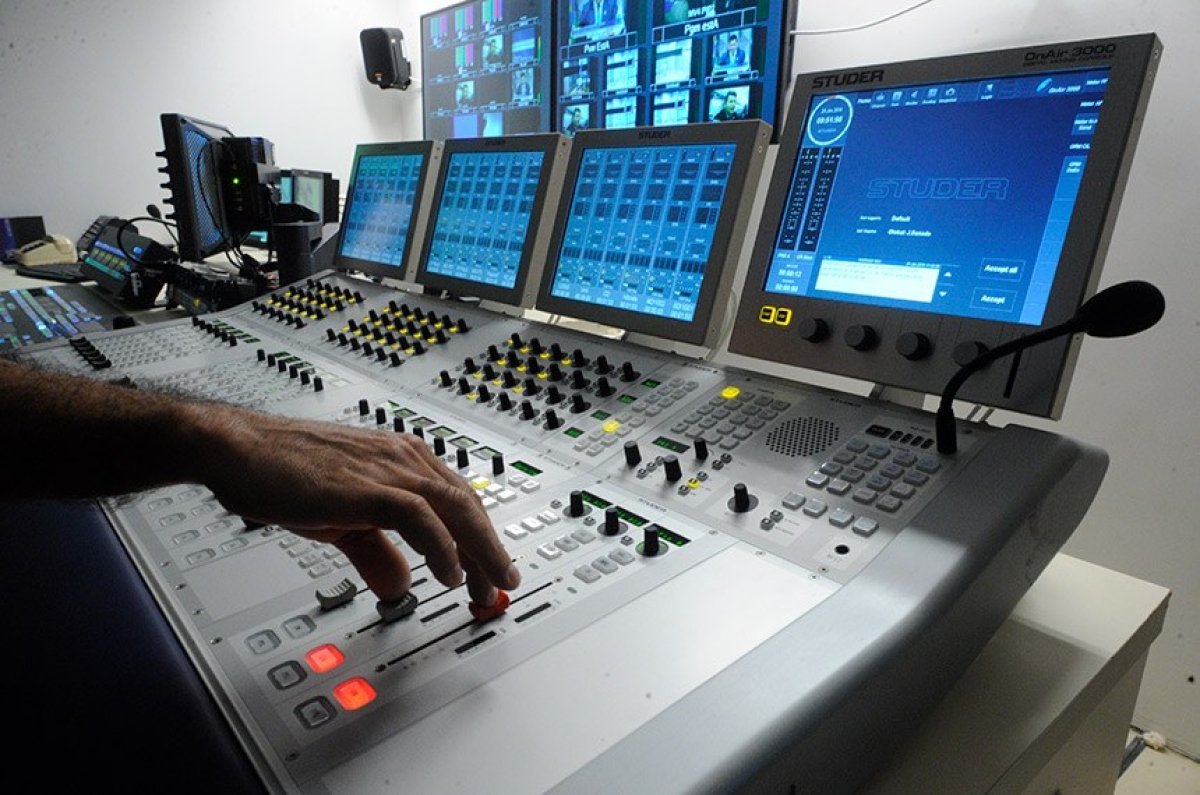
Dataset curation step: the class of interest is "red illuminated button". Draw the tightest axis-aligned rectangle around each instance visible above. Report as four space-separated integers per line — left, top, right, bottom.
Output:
305 643 346 673
468 589 511 622
333 677 377 711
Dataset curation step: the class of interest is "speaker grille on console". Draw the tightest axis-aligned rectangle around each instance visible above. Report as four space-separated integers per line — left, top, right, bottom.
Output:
765 416 841 458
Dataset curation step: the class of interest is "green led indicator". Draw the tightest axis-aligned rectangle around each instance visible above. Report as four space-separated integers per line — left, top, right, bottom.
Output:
564 427 583 438
642 379 662 389
512 460 543 477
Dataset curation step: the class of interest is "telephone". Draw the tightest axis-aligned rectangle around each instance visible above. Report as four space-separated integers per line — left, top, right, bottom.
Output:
15 234 78 266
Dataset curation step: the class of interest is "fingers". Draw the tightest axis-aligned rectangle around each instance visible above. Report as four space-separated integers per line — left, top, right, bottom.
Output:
330 528 413 603
461 554 499 608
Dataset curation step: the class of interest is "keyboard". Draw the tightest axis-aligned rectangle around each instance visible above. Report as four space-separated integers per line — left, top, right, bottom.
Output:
15 261 88 283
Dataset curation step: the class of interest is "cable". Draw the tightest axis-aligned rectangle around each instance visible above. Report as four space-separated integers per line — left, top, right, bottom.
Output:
792 0 936 35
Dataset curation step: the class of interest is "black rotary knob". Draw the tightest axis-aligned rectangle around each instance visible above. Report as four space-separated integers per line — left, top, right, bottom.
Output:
569 393 590 414
641 526 662 557
896 331 932 361
624 441 642 467
663 455 683 483
543 409 563 430
602 507 622 536
729 483 758 513
567 490 585 517
519 400 537 421
798 317 830 343
694 439 709 461
953 340 990 367
595 377 615 397
844 324 879 351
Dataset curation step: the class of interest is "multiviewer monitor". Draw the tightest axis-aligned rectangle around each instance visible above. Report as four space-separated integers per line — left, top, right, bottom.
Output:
159 113 236 262
556 0 797 140
414 133 570 307
421 0 554 139
535 120 770 346
728 34 1162 418
334 141 439 281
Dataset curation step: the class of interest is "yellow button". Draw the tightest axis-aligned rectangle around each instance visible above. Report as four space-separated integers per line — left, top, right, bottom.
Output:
602 420 621 433
720 386 741 400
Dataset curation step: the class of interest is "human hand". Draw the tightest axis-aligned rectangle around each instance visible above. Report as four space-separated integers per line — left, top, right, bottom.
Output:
185 404 520 606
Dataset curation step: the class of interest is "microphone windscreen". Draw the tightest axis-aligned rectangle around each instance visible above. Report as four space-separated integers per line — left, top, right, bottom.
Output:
1078 280 1165 338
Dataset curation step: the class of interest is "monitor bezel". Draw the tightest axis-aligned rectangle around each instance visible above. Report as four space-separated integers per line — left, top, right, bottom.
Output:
419 0 556 140
535 120 770 346
413 133 569 307
728 33 1162 418
333 140 437 281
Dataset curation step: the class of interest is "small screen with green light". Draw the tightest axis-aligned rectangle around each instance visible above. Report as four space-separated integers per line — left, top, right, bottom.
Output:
473 446 502 460
652 525 691 547
565 427 584 439
642 379 662 389
512 460 543 477
450 435 477 450
652 436 690 454
430 425 458 439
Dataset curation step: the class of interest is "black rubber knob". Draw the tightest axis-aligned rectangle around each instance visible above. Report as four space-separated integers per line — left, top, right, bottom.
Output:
433 436 446 456
491 453 505 476
953 340 990 367
358 398 370 416
896 331 932 361
497 392 513 411
568 490 585 517
476 384 491 402
798 317 830 343
595 377 615 397
375 407 387 425
844 324 879 351
642 526 662 557
602 507 622 536
569 393 590 414
624 441 642 467
619 361 639 382
456 448 470 469
694 439 709 461
732 483 752 513
663 455 683 483
544 409 563 430
520 400 536 421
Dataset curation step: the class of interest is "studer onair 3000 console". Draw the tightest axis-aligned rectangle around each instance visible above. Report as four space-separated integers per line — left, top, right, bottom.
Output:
17 34 1162 794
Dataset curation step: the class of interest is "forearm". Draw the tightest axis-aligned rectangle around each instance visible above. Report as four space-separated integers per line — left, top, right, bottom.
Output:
0 359 212 499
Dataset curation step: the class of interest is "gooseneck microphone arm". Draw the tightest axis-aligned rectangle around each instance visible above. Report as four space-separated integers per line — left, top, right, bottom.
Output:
936 280 1166 455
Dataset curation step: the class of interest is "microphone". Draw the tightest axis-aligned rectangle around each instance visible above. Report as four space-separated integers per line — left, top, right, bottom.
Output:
936 280 1165 454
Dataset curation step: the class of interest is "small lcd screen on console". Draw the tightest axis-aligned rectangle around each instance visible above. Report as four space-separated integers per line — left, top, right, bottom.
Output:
415 134 565 305
536 120 768 345
335 141 434 279
764 68 1111 327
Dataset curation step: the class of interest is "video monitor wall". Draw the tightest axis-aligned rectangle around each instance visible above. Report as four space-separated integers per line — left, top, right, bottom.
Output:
556 0 798 138
421 0 554 139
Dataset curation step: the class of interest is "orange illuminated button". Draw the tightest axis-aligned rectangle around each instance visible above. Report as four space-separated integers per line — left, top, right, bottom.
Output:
305 643 346 673
333 677 377 711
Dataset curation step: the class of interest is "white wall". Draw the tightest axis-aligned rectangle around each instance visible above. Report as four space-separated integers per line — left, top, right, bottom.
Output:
2 0 1197 758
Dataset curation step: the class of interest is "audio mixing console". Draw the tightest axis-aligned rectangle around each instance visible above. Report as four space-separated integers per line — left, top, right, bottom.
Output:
20 269 1107 793
12 32 1161 794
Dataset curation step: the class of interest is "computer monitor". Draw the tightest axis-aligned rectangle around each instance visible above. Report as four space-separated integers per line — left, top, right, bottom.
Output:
421 0 554 139
285 169 340 224
535 120 771 346
728 33 1163 418
555 0 798 140
159 113 237 262
333 141 439 281
414 133 570 307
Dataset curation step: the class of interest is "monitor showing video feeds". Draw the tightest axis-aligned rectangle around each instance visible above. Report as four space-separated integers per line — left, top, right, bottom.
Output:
334 141 438 280
414 133 570 307
728 34 1162 418
535 120 771 346
555 1 798 140
421 0 554 139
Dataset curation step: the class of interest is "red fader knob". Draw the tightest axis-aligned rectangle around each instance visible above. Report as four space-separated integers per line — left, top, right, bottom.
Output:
468 590 511 622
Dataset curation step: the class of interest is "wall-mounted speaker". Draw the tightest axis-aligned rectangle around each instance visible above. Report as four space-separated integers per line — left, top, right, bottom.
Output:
360 28 411 90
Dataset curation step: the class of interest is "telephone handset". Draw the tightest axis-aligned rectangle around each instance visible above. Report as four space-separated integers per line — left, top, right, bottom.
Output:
14 234 78 267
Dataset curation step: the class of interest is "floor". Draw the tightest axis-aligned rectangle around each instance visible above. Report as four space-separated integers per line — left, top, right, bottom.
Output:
1116 731 1200 794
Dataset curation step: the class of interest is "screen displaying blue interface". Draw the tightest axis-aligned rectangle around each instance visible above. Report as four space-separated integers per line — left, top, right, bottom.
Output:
763 67 1112 326
548 142 736 321
425 149 546 288
338 154 426 269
